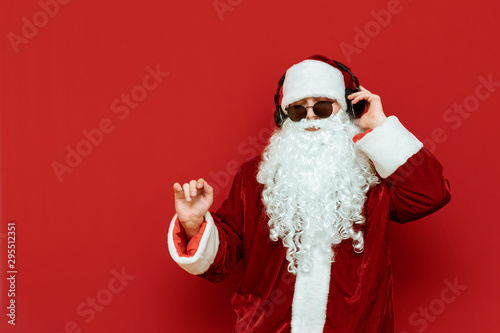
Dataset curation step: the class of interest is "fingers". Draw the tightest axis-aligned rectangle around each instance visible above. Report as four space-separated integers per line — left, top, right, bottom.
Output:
349 92 371 105
204 181 213 195
348 91 380 105
173 178 213 202
189 180 197 197
348 85 373 99
195 178 213 196
173 182 184 199
183 183 191 202
195 178 206 191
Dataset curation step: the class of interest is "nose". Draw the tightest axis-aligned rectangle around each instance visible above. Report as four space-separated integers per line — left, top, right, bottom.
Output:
305 105 318 120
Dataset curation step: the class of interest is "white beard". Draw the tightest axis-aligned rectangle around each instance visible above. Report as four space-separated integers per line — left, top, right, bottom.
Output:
256 110 380 274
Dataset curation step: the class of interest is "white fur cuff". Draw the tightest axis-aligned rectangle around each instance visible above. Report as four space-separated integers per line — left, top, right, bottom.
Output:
167 212 219 275
355 116 423 178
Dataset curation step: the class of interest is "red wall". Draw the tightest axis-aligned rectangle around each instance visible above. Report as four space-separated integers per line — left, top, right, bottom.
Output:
1 0 499 332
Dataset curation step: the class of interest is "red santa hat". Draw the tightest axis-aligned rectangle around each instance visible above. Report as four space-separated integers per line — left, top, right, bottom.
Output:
281 59 347 112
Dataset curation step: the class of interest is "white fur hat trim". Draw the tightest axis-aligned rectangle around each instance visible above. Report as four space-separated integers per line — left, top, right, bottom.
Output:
281 59 347 112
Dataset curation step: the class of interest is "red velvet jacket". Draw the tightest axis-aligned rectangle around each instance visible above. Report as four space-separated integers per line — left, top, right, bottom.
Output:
175 149 450 332
168 118 452 332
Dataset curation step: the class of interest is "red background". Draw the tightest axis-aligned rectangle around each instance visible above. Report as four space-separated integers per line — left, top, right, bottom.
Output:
1 0 499 332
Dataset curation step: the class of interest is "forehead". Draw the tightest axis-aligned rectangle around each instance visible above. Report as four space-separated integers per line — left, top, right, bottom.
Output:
290 96 335 105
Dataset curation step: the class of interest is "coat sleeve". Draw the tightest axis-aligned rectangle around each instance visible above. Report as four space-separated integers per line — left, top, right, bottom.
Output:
355 116 451 223
386 147 452 222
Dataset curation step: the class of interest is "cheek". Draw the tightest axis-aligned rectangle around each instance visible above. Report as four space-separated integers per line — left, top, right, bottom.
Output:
332 103 341 115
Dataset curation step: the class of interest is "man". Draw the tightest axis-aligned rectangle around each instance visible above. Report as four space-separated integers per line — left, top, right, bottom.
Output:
167 56 451 332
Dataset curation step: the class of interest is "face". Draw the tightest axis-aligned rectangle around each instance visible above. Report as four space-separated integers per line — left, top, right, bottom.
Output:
287 97 341 132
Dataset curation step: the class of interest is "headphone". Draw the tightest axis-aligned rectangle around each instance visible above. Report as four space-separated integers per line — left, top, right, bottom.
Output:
274 54 366 128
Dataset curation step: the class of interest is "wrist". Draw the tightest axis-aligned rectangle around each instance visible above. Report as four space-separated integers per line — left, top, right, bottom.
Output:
180 216 204 240
369 114 387 129
184 226 202 241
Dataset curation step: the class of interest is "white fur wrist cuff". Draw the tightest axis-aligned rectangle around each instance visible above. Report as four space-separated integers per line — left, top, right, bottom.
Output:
355 116 423 178
167 212 219 275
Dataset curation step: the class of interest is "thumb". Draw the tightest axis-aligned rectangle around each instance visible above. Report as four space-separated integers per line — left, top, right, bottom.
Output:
203 181 214 197
353 117 362 128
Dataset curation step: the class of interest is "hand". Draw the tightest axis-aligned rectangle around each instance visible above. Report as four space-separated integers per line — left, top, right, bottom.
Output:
173 178 214 239
348 86 387 130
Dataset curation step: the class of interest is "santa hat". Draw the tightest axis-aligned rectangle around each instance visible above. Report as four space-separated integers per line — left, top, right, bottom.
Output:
281 59 347 112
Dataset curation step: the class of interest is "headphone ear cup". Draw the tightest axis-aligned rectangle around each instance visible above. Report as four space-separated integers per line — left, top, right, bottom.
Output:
352 90 366 118
345 88 354 117
345 88 366 118
274 106 287 128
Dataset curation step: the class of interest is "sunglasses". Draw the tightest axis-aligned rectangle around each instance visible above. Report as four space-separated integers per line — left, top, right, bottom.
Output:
285 100 336 122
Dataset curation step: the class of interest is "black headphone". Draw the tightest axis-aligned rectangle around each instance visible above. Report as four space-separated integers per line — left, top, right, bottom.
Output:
274 54 366 128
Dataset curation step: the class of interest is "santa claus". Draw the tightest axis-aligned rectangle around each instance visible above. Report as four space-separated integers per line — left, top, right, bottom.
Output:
167 55 451 332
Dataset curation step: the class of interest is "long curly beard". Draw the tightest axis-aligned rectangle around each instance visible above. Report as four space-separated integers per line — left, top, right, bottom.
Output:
256 110 380 274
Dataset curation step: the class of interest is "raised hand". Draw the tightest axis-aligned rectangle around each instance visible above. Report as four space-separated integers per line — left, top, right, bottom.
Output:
348 86 387 130
173 178 214 239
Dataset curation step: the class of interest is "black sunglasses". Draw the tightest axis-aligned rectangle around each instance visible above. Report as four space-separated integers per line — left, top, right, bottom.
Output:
285 100 336 122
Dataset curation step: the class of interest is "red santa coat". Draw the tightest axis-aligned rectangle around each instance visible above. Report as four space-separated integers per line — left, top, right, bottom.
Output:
168 116 451 332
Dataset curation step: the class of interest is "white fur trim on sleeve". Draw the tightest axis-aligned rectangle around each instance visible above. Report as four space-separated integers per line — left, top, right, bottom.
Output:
355 116 423 178
167 212 219 275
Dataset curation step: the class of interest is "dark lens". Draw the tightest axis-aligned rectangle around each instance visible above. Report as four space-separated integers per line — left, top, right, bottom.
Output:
313 101 333 118
286 105 307 122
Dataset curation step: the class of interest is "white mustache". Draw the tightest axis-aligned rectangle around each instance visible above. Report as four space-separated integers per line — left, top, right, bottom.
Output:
286 110 342 130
